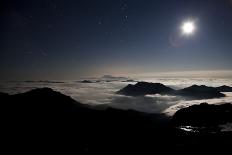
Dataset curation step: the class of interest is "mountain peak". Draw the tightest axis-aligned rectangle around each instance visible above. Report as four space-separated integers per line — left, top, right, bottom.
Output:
117 82 174 96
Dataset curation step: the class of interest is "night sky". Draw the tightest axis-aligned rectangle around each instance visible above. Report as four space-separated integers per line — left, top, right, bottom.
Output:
1 0 232 80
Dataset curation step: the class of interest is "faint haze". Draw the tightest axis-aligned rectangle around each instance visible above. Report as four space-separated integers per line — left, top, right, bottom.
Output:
1 70 232 81
134 70 232 79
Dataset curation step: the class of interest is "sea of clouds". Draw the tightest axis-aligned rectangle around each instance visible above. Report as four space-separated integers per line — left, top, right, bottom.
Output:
1 76 232 116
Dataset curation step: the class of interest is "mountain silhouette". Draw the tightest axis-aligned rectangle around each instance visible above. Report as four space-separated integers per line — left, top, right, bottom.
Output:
178 85 225 99
117 82 174 96
216 85 232 92
172 103 232 128
118 82 225 99
80 80 94 83
1 88 172 153
1 88 232 153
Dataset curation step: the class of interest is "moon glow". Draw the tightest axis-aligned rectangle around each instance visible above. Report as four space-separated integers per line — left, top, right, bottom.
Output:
181 20 196 35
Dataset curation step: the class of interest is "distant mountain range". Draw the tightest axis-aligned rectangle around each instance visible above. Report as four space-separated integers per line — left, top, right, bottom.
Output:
216 85 232 92
117 82 232 99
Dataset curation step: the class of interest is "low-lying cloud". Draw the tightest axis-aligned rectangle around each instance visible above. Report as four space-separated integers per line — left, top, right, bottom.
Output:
109 94 180 113
164 92 232 116
1 78 232 116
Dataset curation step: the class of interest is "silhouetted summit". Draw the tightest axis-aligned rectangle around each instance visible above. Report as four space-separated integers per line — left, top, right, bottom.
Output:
117 82 174 96
80 80 94 83
216 85 232 92
172 103 232 127
178 85 225 99
2 88 87 115
118 82 226 99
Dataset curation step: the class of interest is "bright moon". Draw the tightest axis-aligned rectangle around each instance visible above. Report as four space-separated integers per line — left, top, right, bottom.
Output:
181 21 196 35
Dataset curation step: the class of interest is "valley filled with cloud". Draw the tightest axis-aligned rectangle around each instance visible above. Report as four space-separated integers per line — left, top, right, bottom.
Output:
1 77 232 116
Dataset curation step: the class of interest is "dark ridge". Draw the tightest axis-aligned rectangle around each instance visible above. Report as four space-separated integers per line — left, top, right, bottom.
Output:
1 88 232 153
1 88 172 153
117 82 174 96
172 103 232 127
118 82 226 99
38 80 65 83
9 87 85 113
80 80 94 83
216 85 232 92
178 85 225 99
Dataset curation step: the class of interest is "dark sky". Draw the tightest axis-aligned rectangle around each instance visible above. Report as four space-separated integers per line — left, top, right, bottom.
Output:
1 0 232 80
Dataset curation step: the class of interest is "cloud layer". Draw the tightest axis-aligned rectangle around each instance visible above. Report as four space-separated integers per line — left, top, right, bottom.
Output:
1 77 232 116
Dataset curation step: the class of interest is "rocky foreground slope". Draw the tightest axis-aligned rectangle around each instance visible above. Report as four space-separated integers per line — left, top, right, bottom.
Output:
1 88 232 153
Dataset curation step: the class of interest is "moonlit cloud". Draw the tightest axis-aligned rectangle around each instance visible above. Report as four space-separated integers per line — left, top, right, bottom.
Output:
164 92 232 116
1 78 232 116
109 94 180 113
